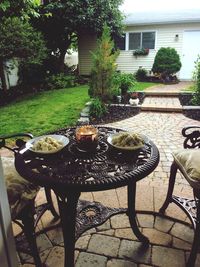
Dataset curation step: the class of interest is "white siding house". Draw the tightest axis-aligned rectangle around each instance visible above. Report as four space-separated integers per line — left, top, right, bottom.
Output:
78 10 200 80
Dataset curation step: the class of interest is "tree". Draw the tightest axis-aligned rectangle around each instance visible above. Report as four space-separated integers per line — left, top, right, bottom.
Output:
0 0 40 20
33 0 124 71
89 24 119 102
192 56 200 105
0 17 47 91
152 47 182 80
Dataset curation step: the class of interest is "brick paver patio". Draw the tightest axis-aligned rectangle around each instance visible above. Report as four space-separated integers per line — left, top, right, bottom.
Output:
3 82 200 267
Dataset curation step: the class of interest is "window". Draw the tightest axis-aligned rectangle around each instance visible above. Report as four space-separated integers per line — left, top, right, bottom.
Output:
114 34 125 50
129 32 155 50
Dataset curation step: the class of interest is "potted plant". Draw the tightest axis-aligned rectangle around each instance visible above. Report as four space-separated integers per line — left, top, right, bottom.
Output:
129 92 139 105
133 48 149 56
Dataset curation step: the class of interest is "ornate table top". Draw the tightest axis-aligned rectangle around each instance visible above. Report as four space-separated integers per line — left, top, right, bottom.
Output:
15 126 159 192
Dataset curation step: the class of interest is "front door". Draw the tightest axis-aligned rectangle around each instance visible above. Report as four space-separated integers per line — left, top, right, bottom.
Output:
180 30 200 80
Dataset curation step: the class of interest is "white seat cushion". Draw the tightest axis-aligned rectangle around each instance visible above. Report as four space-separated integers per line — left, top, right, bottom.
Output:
173 149 200 189
2 157 39 219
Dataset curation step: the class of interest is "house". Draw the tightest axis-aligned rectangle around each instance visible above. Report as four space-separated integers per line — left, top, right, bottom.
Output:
78 10 200 80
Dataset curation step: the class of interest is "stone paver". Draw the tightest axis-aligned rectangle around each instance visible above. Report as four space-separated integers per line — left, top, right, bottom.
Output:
118 240 151 264
142 228 172 246
76 252 107 267
152 246 185 267
145 81 192 93
87 234 120 257
107 258 137 267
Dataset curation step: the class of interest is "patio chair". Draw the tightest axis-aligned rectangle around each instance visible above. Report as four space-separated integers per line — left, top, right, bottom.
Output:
159 125 200 267
0 133 59 267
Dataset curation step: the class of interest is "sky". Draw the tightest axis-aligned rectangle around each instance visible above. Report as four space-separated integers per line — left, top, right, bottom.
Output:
120 0 200 12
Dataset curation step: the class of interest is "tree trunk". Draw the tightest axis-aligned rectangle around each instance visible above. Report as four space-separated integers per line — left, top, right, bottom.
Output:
58 49 66 73
0 60 7 91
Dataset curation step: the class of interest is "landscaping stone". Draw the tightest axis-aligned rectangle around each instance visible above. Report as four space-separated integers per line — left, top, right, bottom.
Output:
76 252 107 267
118 240 151 264
87 234 120 257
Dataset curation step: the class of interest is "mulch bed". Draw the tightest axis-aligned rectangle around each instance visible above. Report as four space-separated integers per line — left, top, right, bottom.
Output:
179 93 200 121
90 105 140 125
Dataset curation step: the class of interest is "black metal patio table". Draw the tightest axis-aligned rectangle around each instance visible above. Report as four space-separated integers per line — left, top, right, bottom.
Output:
14 126 159 267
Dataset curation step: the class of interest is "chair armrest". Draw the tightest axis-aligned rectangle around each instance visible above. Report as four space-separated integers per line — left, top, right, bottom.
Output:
0 133 33 152
182 126 200 149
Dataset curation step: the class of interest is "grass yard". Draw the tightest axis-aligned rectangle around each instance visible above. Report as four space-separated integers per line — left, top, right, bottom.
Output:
131 82 160 91
0 85 89 137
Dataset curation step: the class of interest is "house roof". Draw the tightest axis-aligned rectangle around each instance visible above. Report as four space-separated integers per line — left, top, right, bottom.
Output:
124 10 200 26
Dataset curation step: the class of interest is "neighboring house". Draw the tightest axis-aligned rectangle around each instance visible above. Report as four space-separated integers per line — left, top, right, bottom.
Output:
78 10 200 80
0 59 19 90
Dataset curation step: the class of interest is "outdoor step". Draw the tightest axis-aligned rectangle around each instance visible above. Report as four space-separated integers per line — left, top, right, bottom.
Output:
141 96 182 113
141 105 183 112
145 92 180 97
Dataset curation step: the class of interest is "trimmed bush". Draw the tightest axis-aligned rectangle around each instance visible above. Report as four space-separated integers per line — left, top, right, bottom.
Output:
152 47 181 79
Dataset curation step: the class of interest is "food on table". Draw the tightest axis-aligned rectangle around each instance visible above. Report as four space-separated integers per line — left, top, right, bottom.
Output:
112 132 144 148
32 136 63 152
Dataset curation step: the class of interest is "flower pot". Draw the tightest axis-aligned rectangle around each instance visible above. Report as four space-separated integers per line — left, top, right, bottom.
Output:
129 98 139 106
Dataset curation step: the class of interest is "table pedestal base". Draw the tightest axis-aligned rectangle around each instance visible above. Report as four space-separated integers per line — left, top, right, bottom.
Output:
75 199 127 240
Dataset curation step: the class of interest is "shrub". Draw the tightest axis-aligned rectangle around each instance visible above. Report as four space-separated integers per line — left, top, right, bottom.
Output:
135 68 148 81
89 24 119 102
192 56 200 105
152 47 181 79
46 73 76 90
114 72 136 95
18 62 47 86
89 98 107 119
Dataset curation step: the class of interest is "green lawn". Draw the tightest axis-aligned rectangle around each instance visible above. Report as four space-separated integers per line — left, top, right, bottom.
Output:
0 85 89 137
130 82 160 91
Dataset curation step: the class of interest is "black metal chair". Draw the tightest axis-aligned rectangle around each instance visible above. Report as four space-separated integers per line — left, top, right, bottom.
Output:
159 125 200 267
0 133 59 267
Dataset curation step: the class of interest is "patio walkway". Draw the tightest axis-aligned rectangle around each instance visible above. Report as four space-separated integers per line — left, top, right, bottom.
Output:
141 81 191 112
5 81 200 267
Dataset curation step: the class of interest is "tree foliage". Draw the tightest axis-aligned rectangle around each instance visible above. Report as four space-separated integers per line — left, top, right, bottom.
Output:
192 55 200 105
33 0 124 71
0 0 40 20
89 24 119 102
152 47 182 76
0 17 47 90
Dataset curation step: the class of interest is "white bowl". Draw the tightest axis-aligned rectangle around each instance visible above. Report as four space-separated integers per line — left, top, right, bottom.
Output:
25 134 69 154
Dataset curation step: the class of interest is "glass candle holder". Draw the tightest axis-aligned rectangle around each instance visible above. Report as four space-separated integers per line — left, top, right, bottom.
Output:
75 125 98 152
